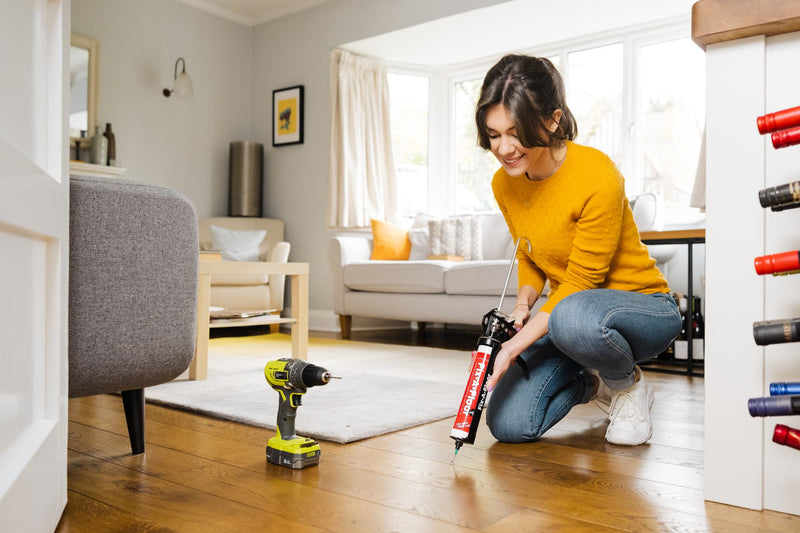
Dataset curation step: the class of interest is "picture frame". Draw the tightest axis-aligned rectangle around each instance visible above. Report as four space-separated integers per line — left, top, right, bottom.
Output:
272 85 304 146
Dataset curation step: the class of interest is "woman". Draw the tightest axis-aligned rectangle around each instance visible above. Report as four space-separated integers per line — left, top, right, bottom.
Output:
477 54 682 446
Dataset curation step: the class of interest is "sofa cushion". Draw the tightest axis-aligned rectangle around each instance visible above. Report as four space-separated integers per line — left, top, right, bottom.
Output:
210 225 266 262
343 260 449 293
407 212 435 260
428 215 482 260
480 213 515 260
370 219 411 260
445 260 518 296
408 227 429 260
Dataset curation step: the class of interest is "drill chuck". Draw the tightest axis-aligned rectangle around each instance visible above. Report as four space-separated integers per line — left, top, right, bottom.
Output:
297 363 332 387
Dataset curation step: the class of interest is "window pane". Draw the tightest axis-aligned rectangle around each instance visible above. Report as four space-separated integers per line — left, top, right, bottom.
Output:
639 38 705 214
454 77 499 213
567 43 624 163
388 72 429 218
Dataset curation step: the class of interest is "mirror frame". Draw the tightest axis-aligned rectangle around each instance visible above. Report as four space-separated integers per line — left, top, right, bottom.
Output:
70 33 99 142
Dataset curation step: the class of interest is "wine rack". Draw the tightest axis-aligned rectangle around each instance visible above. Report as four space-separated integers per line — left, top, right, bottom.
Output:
749 108 800 454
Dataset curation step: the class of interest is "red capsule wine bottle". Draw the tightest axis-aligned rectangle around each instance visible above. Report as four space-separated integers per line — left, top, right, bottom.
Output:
758 105 800 134
754 250 800 276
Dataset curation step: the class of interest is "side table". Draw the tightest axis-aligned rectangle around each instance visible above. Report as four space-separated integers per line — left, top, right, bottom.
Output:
640 229 706 377
189 259 310 380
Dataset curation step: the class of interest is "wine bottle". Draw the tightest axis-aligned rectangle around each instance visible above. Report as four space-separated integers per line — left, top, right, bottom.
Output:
658 294 678 361
770 382 800 396
758 105 800 134
753 317 800 345
771 126 800 149
691 296 704 360
773 424 800 451
754 250 800 276
748 395 800 416
674 296 689 360
758 180 800 212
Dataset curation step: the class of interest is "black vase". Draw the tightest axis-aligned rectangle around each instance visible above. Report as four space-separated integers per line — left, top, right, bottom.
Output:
104 123 116 166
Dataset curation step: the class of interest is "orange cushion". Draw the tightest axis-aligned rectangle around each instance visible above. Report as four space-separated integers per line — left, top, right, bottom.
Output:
370 219 411 260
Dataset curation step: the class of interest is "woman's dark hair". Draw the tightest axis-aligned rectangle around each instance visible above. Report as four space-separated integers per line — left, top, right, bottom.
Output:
476 54 577 150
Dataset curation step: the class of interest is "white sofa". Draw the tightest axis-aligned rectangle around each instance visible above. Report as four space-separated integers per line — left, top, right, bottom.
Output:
328 213 542 338
198 217 290 324
327 194 673 339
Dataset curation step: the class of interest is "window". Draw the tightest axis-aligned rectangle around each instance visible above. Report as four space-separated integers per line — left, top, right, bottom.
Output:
387 72 429 218
567 44 624 167
388 23 705 225
638 37 705 217
453 77 497 214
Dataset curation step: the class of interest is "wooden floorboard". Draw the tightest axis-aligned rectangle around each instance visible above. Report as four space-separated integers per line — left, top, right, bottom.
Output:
57 328 800 532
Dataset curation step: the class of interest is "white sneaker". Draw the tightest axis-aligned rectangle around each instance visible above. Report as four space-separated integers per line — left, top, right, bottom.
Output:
587 369 614 415
605 368 654 445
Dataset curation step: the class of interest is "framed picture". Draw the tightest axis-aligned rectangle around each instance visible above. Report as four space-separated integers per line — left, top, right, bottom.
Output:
272 85 304 146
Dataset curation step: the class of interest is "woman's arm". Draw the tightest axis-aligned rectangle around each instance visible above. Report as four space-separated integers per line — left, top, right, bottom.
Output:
510 285 539 330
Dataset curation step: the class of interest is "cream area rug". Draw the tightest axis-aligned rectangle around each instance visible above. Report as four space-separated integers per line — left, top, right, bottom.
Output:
145 333 471 444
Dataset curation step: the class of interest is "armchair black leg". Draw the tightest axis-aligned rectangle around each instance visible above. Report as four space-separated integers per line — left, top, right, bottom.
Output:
121 388 145 455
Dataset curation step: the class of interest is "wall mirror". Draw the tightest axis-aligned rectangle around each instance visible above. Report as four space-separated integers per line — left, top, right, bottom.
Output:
69 33 99 141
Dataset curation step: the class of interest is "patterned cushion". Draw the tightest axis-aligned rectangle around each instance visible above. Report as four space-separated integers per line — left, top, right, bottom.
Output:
428 216 482 260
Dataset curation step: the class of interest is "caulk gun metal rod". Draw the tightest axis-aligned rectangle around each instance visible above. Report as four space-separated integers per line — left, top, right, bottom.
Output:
498 237 531 312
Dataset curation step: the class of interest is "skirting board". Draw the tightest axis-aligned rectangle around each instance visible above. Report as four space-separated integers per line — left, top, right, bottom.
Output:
296 308 414 333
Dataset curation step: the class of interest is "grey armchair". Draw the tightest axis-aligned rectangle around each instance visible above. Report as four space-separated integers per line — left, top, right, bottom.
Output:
68 175 198 455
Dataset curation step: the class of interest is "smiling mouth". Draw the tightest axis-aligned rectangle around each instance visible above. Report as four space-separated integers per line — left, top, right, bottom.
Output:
504 155 524 166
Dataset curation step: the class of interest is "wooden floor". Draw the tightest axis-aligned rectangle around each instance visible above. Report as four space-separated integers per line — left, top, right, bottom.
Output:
57 327 800 532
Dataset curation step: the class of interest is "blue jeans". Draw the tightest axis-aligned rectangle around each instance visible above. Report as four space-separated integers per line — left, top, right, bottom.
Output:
486 289 681 443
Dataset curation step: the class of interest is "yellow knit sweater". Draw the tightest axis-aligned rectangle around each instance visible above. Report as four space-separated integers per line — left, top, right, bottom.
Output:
492 141 670 314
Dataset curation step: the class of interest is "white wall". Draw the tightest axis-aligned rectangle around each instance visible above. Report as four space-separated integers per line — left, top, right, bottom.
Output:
71 0 510 328
72 0 253 217
71 0 700 329
249 0 510 326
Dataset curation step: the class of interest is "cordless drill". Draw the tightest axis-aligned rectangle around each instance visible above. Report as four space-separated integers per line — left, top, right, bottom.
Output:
264 358 338 469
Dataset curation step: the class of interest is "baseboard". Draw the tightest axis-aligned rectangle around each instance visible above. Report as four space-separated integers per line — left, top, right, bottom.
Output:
285 307 414 333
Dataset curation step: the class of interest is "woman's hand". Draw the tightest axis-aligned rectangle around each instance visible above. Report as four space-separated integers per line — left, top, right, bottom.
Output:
486 344 519 391
510 303 531 330
486 310 550 391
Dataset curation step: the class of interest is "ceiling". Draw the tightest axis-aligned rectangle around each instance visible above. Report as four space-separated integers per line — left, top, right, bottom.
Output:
343 0 698 67
173 0 333 25
172 0 697 66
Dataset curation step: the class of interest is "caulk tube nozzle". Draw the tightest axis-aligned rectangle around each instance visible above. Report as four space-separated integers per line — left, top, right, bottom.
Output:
748 395 800 417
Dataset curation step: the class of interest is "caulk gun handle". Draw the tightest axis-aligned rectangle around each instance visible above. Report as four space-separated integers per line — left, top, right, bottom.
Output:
275 389 304 440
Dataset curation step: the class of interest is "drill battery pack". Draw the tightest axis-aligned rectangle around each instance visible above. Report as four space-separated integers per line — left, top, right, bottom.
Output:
266 435 321 469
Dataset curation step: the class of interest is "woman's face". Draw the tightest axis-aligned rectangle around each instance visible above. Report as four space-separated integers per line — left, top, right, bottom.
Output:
485 104 558 180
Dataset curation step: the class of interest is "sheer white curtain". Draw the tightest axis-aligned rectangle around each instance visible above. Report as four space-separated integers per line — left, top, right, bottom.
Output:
327 49 398 229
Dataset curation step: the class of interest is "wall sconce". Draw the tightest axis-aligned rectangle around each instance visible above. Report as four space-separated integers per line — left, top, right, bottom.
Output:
162 57 194 98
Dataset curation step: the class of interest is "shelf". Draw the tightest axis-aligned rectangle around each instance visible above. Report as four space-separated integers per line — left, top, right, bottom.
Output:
69 161 126 178
641 358 704 377
209 315 295 329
